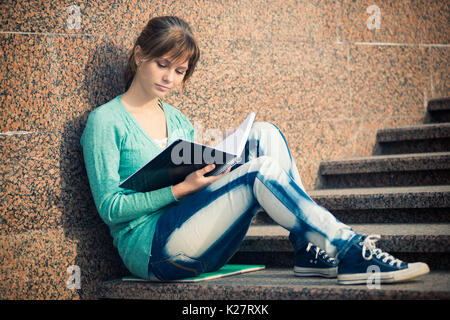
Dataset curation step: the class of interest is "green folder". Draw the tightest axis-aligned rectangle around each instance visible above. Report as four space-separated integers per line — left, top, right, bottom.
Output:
122 264 265 283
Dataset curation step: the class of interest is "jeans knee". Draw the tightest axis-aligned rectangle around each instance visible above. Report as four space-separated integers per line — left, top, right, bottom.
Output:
253 155 277 165
248 122 285 156
246 155 281 181
250 122 279 141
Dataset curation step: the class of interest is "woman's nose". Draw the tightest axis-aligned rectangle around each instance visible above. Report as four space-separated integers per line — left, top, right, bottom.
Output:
162 69 174 83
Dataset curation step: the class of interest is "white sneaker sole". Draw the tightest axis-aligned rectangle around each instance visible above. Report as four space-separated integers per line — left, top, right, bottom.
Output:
294 266 338 278
337 262 430 285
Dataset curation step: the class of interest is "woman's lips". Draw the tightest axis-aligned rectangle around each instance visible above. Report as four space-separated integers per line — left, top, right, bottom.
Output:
156 84 170 91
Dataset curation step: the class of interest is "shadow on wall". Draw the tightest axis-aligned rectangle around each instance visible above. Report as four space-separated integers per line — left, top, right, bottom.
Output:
59 39 131 299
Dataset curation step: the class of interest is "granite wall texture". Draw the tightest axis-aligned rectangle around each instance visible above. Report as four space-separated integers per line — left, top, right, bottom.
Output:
0 0 449 299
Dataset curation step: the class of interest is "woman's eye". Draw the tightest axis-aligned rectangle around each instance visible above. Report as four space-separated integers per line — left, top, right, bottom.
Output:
157 60 185 75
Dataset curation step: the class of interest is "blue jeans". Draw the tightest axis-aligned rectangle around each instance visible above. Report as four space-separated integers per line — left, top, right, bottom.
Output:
148 122 357 281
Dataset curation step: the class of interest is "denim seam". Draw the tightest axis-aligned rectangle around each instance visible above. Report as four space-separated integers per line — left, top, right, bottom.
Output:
167 259 199 276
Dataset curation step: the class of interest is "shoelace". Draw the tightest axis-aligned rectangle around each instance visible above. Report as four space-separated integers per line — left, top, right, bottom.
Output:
361 234 403 267
306 243 336 263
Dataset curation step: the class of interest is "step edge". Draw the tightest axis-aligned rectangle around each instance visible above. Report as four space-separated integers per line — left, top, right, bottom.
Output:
320 151 450 166
376 123 450 142
309 185 450 197
246 224 450 237
319 154 450 175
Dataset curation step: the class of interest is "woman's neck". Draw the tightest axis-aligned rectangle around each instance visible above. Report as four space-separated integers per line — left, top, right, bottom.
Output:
121 80 160 113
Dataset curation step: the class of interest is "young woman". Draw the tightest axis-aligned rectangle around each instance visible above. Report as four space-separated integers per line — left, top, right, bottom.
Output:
80 16 429 284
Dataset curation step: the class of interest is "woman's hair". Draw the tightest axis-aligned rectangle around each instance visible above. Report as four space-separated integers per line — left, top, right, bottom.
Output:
124 16 200 91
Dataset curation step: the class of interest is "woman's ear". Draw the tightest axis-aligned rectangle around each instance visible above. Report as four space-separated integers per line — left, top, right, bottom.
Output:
134 45 143 66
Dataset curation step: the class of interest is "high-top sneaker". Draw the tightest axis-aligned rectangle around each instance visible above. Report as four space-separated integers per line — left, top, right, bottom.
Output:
337 234 430 285
294 242 338 278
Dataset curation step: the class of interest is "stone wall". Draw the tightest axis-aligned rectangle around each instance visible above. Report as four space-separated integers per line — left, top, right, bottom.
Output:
0 0 448 299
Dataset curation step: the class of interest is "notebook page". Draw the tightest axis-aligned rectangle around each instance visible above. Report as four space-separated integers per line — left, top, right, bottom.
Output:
214 112 256 155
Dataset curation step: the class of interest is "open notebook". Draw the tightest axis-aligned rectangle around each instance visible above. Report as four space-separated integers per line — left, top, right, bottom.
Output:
120 112 256 192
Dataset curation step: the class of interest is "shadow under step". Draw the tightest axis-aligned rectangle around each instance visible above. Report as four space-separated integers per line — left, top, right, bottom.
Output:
375 123 450 155
98 269 450 300
318 152 450 188
426 97 450 123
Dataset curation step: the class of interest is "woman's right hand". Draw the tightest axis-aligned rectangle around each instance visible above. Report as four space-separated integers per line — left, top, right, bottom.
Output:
172 164 231 200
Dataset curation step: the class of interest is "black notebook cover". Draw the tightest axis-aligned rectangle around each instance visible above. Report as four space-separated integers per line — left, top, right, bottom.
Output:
119 139 242 192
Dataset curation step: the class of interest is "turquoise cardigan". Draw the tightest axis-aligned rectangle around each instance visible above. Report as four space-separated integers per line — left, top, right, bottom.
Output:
80 94 195 279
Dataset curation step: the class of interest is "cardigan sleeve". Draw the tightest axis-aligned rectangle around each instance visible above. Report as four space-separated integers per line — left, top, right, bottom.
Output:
80 110 179 227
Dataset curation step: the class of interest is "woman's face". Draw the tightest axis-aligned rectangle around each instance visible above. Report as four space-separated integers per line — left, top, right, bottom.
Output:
136 52 189 99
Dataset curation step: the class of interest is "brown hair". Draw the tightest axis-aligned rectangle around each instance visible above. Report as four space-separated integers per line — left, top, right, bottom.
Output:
124 16 200 91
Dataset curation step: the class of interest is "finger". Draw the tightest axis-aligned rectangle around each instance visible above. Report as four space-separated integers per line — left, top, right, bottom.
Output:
202 163 215 173
218 167 232 177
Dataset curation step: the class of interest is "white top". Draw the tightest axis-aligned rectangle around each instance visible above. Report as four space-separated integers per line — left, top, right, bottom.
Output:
152 100 168 149
153 137 168 149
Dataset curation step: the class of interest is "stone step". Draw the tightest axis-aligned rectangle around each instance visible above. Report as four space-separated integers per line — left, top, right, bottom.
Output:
231 224 450 270
428 97 450 112
241 224 450 253
309 185 450 210
98 269 450 300
426 97 450 123
375 123 450 154
98 224 450 300
317 152 450 188
253 185 450 224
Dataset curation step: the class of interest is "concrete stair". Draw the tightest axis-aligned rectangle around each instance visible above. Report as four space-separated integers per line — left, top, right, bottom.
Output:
310 186 450 224
99 97 450 300
99 269 450 300
318 152 450 188
426 97 450 123
375 123 450 155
